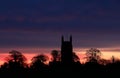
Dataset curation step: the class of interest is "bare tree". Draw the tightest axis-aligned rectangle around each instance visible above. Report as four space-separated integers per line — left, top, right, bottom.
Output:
85 48 102 63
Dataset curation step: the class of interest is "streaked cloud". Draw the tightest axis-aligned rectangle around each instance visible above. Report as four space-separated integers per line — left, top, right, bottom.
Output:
0 0 120 52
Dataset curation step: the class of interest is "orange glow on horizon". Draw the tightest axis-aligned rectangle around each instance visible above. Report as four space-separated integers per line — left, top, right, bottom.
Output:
0 47 120 65
0 53 52 65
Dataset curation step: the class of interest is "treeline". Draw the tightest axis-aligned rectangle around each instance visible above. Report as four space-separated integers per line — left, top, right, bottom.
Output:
0 48 120 78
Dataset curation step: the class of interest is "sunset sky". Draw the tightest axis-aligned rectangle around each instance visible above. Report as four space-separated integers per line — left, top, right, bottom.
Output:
0 0 120 64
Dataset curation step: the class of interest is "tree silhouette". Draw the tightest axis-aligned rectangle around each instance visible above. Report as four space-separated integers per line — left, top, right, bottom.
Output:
9 50 26 62
110 56 120 63
51 50 61 62
30 54 49 70
99 58 110 65
1 36 120 78
111 56 115 63
73 52 80 62
4 50 27 69
85 48 102 63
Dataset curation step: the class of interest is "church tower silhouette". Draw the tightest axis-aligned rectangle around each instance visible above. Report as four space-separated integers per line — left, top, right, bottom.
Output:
61 35 73 66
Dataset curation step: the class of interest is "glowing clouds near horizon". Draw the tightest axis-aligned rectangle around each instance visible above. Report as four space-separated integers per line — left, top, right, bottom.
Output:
0 48 120 65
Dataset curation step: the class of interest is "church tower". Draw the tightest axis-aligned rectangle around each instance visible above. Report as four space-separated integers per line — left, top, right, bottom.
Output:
61 35 73 65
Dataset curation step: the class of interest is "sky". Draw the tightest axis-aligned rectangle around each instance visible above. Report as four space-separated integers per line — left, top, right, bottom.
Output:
0 0 120 63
